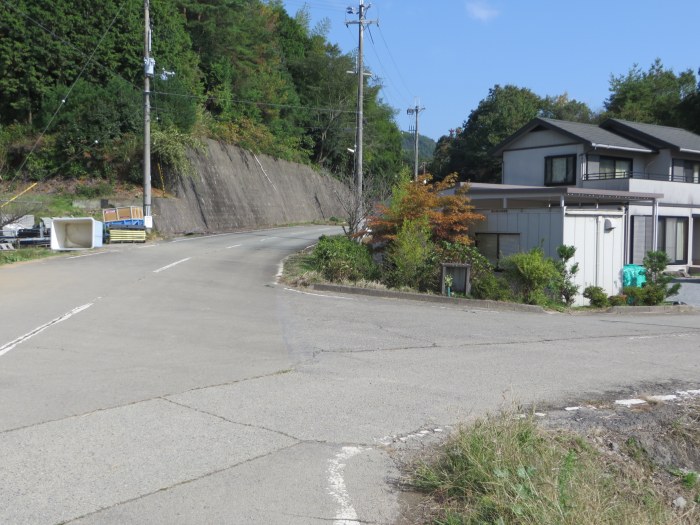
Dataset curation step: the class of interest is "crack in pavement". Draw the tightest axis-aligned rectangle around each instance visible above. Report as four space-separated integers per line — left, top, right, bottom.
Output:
161 396 305 443
59 441 305 525
0 368 296 436
311 329 698 356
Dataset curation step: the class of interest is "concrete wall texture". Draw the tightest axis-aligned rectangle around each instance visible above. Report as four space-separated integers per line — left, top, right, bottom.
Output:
153 139 351 235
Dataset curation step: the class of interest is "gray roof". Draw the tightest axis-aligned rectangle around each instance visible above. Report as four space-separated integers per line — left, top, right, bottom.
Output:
491 118 653 155
601 119 700 154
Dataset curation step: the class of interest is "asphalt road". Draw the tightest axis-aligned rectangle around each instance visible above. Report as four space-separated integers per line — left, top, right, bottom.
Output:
1 226 699 524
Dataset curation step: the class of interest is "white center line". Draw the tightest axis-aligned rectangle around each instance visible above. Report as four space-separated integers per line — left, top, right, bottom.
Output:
0 303 94 357
226 244 242 249
153 257 191 273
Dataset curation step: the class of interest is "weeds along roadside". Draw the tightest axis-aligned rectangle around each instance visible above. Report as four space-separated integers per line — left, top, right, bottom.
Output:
403 401 700 525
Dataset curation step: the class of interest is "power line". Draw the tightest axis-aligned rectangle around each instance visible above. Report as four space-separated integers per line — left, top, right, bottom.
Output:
375 24 415 104
0 0 142 95
10 2 127 179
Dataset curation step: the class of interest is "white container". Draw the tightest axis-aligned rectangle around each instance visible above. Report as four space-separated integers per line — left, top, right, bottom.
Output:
50 218 103 250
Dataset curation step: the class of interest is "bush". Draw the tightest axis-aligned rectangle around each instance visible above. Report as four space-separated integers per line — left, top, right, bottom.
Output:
383 216 437 291
312 235 377 282
554 245 579 306
500 248 560 305
471 272 513 301
623 285 667 306
583 286 609 308
608 294 627 307
641 250 681 304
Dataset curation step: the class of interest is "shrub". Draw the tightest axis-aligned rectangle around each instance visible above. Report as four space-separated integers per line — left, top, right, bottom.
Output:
641 250 681 304
608 294 627 307
583 286 609 308
471 272 513 301
383 216 437 291
500 248 560 305
554 245 579 306
312 235 377 282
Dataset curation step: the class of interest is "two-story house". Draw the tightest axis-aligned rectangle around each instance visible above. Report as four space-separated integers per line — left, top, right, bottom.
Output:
458 117 700 303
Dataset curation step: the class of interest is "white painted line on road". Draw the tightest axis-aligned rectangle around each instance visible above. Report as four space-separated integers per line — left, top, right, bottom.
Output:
153 257 191 273
615 398 647 407
284 287 353 300
276 261 284 279
647 394 678 402
328 446 363 525
68 251 109 259
259 238 268 242
0 303 94 357
171 233 235 243
226 244 242 249
138 244 158 249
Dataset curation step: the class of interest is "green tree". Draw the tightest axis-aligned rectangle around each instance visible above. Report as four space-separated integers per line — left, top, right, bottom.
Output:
431 85 543 183
604 59 697 126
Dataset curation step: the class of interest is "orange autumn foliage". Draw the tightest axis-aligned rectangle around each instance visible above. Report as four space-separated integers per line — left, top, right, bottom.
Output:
368 173 484 245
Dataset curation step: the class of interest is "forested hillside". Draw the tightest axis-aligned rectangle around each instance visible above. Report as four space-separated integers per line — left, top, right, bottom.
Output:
0 0 402 187
400 131 435 167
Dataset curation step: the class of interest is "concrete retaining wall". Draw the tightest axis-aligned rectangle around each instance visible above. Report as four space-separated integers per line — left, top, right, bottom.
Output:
153 139 350 235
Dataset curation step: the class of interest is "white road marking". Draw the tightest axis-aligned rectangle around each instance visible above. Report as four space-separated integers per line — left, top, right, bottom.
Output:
328 446 363 525
647 394 677 402
226 244 242 249
68 251 109 259
171 233 234 243
259 238 268 242
0 303 94 357
284 288 352 300
615 398 648 407
153 257 191 273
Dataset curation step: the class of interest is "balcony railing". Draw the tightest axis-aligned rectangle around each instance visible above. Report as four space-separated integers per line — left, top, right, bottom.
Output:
583 171 700 183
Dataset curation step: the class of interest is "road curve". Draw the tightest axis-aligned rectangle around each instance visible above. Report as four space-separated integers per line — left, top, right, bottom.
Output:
1 225 699 524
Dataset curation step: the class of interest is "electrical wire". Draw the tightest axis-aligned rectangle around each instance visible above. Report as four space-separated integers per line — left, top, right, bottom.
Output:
10 2 127 179
0 0 142 95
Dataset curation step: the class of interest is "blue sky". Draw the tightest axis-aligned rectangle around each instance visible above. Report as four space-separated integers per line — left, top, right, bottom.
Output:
281 0 700 141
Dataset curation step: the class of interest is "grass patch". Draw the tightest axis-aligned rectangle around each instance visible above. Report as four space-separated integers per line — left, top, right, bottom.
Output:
280 250 324 287
0 247 58 265
409 410 673 524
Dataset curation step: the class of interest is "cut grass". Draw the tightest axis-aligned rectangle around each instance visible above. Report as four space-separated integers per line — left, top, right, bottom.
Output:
410 410 675 524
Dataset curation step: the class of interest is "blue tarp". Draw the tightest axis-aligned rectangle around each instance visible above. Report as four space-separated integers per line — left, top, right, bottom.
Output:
623 264 646 287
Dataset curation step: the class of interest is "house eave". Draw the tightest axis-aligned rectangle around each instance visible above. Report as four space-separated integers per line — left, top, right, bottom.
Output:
461 183 662 204
590 143 654 154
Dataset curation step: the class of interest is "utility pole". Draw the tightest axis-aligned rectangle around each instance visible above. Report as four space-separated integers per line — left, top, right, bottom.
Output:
143 0 154 231
346 1 375 231
407 102 425 181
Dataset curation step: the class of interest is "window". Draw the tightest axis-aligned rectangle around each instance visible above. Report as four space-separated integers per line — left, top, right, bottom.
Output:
631 216 688 265
683 160 700 183
475 233 521 266
599 156 632 179
544 155 576 186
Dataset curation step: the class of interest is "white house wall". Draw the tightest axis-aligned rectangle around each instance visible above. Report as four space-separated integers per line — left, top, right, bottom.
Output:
503 144 583 186
563 212 625 304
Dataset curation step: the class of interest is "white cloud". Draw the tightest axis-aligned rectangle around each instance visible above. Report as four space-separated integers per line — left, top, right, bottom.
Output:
466 1 500 22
